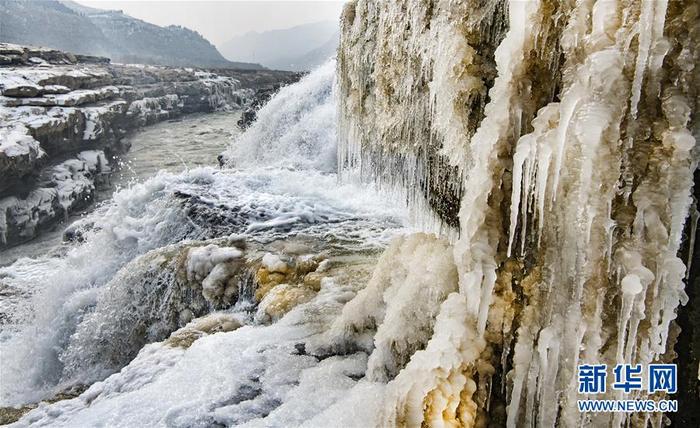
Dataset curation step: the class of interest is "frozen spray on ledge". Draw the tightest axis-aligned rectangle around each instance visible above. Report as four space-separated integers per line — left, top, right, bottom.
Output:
337 0 699 426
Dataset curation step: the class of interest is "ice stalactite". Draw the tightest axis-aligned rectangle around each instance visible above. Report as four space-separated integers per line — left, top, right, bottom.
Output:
314 234 459 381
338 0 698 426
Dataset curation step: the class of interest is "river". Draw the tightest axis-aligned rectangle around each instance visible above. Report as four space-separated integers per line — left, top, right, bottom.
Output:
0 111 242 267
0 61 409 426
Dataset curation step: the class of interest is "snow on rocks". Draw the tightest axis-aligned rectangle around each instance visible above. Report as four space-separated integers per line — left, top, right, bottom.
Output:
0 65 113 96
253 252 325 304
126 94 182 126
261 252 291 273
186 244 244 282
0 150 109 245
165 312 242 349
186 243 245 306
0 43 287 248
0 124 46 191
254 283 317 324
3 86 120 107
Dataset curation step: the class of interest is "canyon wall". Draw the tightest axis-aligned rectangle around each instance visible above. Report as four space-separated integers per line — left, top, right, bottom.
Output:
338 0 699 425
0 43 300 248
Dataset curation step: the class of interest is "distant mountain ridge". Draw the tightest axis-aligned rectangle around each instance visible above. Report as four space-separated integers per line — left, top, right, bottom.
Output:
220 21 339 71
0 0 263 69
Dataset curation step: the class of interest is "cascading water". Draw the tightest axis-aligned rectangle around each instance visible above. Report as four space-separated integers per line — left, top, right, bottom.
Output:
1 1 697 427
220 61 338 172
0 61 406 418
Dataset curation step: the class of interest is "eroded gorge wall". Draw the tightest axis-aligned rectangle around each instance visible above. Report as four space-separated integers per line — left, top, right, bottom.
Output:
337 0 699 425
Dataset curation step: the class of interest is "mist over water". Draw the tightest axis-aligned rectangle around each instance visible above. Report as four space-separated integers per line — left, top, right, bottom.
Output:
0 61 406 411
2 0 696 424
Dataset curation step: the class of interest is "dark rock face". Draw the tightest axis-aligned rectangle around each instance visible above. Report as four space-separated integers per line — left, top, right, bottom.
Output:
672 168 700 426
236 83 299 130
0 43 301 249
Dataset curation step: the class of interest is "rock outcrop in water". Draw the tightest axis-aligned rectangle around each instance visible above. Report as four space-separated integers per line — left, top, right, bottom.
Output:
0 43 300 249
338 0 698 426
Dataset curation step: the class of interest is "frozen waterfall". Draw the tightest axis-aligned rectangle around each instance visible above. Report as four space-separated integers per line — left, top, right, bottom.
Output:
1 0 697 427
337 0 698 426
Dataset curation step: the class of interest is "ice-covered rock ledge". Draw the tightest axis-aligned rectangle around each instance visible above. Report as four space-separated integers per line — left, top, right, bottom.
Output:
337 0 698 425
0 43 300 248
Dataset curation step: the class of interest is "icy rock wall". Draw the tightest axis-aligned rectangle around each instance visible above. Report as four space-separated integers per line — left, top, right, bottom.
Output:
0 150 110 246
338 0 698 426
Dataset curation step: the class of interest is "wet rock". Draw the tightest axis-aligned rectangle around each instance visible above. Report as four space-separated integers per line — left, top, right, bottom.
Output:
254 267 289 302
303 272 324 291
261 253 292 274
254 283 317 324
62 218 95 243
166 312 242 349
237 107 257 129
251 251 330 323
0 385 87 425
254 253 326 302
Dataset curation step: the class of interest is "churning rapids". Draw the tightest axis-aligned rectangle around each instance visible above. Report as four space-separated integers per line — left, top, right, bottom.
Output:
1 0 699 427
0 111 244 266
0 61 409 426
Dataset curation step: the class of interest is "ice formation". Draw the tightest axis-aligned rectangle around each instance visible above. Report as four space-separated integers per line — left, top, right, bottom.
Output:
315 233 459 382
337 0 698 426
1 1 697 426
0 150 110 245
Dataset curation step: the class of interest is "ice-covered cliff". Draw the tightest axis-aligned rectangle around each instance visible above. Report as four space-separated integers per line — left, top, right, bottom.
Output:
338 0 698 425
1 1 697 427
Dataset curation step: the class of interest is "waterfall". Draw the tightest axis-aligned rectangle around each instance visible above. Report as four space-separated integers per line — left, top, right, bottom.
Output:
220 60 337 172
337 0 698 426
2 1 697 426
0 61 405 410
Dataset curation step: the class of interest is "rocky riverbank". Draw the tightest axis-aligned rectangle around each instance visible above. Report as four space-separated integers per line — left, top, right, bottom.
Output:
0 43 300 249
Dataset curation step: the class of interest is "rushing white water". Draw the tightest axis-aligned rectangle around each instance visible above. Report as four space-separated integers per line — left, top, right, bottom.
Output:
0 111 241 267
0 61 407 415
2 1 697 426
220 61 337 172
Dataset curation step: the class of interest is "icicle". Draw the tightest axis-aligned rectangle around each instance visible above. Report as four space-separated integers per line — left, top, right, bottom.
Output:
551 95 579 203
537 325 561 428
335 0 697 426
506 323 536 428
507 136 534 256
629 0 657 120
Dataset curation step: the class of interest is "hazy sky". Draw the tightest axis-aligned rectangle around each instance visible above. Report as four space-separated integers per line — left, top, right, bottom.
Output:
77 0 346 46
